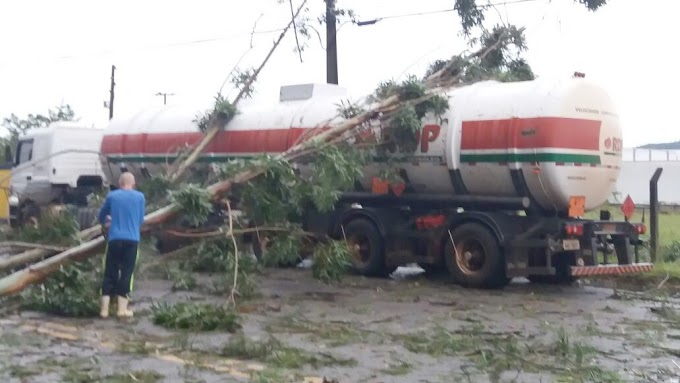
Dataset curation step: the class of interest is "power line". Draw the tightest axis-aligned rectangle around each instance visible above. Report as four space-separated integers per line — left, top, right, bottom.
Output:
0 28 286 67
356 0 542 26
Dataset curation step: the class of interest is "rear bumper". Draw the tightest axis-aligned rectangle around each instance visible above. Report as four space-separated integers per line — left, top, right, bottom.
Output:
570 263 654 277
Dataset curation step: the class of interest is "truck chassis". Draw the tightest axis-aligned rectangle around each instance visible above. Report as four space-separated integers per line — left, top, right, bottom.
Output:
302 191 653 288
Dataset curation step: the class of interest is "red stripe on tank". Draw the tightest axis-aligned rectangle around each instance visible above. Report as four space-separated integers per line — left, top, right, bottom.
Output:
460 117 602 151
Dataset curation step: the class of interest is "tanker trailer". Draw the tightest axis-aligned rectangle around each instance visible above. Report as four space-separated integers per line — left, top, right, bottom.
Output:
100 77 653 288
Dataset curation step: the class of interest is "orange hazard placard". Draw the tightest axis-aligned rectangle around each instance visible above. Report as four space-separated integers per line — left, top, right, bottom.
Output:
568 196 586 218
371 177 389 195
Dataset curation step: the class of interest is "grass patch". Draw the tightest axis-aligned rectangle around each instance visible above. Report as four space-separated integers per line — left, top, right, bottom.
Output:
221 334 356 369
395 325 622 382
265 315 369 347
151 302 241 332
3 357 93 381
250 368 303 383
118 339 158 355
6 364 44 378
63 369 163 383
609 261 680 291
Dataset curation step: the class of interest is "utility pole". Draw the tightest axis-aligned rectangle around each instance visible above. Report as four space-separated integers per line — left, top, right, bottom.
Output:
108 65 116 120
325 0 338 84
155 92 175 105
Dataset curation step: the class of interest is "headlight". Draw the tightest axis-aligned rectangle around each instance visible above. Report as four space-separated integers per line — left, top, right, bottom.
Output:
8 195 19 206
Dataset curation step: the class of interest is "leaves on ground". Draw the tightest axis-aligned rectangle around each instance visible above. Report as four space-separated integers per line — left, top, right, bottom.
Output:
151 302 242 332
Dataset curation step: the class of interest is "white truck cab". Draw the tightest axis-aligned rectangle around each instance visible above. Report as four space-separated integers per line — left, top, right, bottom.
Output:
9 122 109 227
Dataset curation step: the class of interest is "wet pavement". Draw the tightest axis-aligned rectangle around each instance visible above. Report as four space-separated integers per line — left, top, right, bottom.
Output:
2 267 680 382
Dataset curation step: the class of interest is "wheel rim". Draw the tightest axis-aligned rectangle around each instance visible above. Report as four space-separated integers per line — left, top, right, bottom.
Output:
348 234 371 265
454 239 486 275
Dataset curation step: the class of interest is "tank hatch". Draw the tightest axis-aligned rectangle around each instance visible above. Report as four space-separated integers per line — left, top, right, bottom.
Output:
279 83 348 102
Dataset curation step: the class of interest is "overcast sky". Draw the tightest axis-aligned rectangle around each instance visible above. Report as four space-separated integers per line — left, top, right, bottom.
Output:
0 0 676 147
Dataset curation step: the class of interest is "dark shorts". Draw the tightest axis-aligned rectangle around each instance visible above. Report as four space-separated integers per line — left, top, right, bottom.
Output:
101 240 139 297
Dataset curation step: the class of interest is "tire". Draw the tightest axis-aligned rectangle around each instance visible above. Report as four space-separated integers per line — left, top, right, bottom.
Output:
443 223 509 289
342 218 388 276
20 202 41 227
76 207 99 230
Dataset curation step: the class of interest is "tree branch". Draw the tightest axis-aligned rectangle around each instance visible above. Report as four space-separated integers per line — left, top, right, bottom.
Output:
167 0 309 184
217 13 263 97
0 242 67 252
289 0 304 62
225 199 239 306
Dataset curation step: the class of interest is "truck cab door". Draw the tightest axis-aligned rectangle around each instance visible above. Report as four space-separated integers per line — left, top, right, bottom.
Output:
10 138 34 200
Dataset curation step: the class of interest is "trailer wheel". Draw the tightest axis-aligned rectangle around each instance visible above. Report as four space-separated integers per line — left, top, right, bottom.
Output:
342 218 387 276
75 207 99 230
444 223 508 289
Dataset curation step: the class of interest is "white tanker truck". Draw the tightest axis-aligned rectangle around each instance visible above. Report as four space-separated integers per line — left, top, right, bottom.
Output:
99 76 653 288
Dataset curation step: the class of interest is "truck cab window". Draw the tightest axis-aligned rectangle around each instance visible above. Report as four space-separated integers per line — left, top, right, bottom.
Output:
15 140 33 166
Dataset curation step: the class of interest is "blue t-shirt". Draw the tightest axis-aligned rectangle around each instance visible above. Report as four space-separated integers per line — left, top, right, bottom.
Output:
98 189 146 242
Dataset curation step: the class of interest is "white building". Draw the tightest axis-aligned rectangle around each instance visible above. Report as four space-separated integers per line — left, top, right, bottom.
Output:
610 148 680 206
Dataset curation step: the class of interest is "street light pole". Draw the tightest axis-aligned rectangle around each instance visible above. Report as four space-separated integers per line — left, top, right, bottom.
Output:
155 92 175 105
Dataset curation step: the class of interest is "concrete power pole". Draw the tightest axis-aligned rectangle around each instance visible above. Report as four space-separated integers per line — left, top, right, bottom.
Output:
108 65 116 120
325 0 338 84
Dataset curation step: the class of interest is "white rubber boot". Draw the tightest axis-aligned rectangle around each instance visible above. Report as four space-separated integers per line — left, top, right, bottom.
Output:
99 296 110 318
116 296 134 318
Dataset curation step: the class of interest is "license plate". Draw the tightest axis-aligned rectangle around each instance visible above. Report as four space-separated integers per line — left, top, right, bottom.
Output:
563 239 581 251
602 224 616 233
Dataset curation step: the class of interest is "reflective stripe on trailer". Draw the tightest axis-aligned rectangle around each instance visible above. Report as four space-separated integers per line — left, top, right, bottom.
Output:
570 263 654 276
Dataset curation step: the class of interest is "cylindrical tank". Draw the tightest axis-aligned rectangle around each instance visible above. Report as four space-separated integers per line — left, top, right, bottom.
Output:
101 77 622 213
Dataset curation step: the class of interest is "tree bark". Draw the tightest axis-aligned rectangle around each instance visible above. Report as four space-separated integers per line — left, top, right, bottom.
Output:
0 242 68 252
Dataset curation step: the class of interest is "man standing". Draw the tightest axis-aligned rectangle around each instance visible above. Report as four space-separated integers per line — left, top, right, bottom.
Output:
97 172 145 318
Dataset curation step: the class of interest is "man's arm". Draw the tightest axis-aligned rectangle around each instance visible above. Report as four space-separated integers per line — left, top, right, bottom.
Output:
139 194 146 224
98 195 111 225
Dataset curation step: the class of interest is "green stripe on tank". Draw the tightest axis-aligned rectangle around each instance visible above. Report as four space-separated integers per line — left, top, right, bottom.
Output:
459 153 601 164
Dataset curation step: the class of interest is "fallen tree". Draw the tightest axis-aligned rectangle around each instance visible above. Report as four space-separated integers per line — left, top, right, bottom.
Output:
0 0 309 275
0 31 518 298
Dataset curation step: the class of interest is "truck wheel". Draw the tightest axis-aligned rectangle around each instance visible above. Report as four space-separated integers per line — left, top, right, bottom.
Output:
19 202 41 228
342 218 388 276
444 223 509 289
76 207 99 230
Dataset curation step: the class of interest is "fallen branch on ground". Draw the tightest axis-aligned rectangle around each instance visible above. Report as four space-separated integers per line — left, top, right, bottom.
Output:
0 242 68 252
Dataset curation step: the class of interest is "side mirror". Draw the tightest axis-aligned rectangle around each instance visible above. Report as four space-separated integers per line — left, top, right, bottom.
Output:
4 145 12 164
